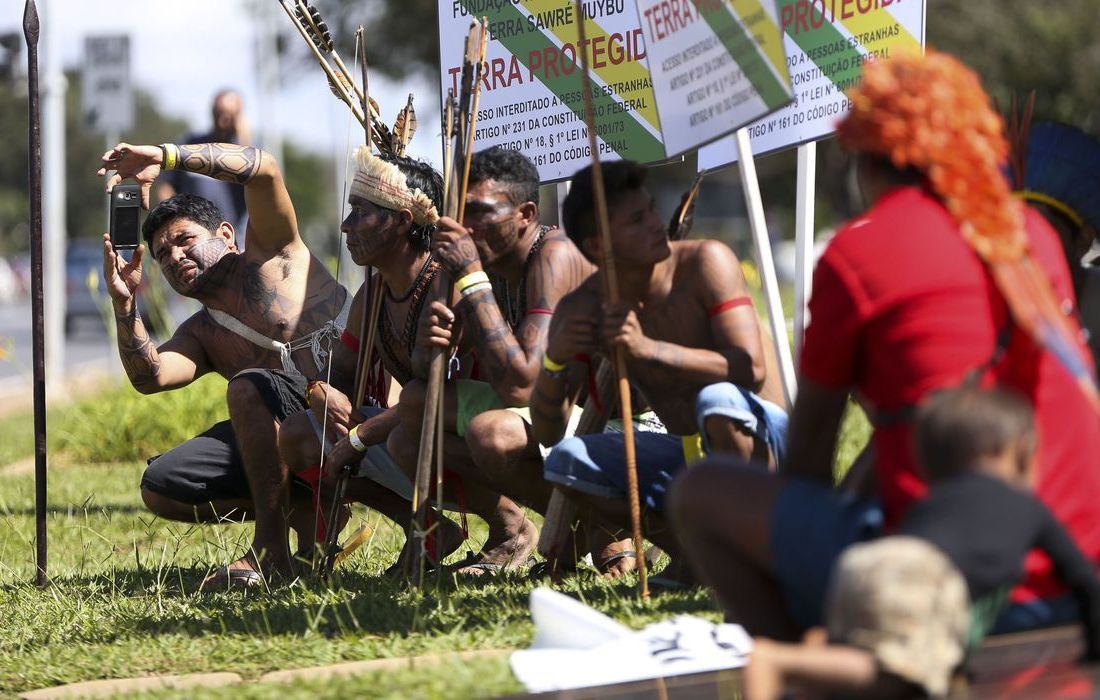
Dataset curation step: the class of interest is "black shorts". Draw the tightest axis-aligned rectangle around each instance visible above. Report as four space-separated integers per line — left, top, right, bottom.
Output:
140 369 311 504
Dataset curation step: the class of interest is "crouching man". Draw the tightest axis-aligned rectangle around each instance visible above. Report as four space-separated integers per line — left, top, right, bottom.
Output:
530 160 788 570
99 141 349 587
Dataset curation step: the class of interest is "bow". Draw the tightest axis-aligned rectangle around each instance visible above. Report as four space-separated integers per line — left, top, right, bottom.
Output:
406 17 489 585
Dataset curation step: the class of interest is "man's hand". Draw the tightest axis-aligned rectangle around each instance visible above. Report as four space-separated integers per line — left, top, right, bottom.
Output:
431 216 482 276
97 143 164 209
323 432 363 479
307 382 365 437
545 312 599 366
600 303 654 360
103 233 144 314
418 300 457 350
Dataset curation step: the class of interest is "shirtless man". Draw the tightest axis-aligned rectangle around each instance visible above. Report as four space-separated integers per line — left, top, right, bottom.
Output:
99 141 349 586
386 146 593 572
278 147 463 566
530 160 788 562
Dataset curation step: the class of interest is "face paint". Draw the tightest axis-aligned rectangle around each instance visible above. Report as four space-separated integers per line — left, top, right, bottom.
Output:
164 235 229 295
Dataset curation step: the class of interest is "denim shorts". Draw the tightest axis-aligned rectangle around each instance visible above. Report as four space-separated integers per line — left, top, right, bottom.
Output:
770 478 883 630
543 382 788 513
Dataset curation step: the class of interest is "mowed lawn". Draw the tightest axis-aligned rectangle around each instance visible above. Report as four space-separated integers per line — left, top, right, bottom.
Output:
0 375 870 698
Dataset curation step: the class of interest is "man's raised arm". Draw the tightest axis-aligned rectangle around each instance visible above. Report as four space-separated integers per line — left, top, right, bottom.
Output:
174 143 298 252
100 142 299 253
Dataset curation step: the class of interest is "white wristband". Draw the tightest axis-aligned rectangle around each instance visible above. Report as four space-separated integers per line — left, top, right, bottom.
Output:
460 281 493 299
348 425 367 453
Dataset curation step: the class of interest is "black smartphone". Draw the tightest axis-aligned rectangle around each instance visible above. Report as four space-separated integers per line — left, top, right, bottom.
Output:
109 184 142 251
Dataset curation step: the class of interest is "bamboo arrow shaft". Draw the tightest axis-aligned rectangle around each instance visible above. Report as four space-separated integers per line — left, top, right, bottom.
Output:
573 0 648 598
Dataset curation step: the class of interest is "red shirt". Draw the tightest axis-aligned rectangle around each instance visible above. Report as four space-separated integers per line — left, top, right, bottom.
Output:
802 185 1100 600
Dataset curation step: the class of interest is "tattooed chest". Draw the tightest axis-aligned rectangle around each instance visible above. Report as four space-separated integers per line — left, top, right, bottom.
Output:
233 259 308 340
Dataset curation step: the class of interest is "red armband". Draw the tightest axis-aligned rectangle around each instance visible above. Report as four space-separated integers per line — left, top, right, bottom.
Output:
527 308 554 316
708 296 753 317
340 329 360 353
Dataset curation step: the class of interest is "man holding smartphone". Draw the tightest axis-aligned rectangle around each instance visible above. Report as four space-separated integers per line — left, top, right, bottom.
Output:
98 141 349 589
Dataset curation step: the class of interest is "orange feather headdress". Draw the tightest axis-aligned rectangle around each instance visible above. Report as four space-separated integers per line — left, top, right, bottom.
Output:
837 50 1099 410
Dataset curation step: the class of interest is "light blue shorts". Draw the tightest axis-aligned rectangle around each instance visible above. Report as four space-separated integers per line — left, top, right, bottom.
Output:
695 382 788 468
543 382 788 514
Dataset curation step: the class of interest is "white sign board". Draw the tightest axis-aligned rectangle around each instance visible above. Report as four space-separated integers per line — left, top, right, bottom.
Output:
82 35 134 134
698 0 925 170
635 0 791 158
440 1 665 182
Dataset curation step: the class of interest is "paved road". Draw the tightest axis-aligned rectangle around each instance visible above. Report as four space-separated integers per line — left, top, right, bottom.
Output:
0 297 115 384
0 296 193 400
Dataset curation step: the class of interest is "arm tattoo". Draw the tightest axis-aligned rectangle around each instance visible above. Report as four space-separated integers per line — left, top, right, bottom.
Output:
114 306 161 388
458 286 527 390
178 143 261 184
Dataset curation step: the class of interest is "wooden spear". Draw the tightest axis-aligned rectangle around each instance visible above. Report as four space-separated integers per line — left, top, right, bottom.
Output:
573 0 649 598
23 0 47 589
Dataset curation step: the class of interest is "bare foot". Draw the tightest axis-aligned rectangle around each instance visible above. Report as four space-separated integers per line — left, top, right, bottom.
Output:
592 537 638 580
453 517 539 576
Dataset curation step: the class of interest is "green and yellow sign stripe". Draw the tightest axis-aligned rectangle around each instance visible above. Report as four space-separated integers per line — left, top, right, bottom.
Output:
697 0 792 109
460 0 665 161
774 0 919 91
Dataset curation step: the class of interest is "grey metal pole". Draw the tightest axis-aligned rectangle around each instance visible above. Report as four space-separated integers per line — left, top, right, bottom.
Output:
41 0 64 388
24 0 48 588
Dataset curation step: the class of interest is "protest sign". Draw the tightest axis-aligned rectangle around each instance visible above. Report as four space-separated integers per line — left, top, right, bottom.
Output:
440 0 665 182
635 0 792 157
697 0 925 169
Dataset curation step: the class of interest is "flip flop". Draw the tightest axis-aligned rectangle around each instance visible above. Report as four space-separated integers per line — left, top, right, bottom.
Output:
200 566 265 592
451 551 537 577
595 550 637 575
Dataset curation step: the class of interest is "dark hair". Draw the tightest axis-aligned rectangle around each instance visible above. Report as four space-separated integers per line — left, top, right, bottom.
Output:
562 160 648 260
468 146 540 207
378 153 444 252
915 386 1036 480
142 193 226 249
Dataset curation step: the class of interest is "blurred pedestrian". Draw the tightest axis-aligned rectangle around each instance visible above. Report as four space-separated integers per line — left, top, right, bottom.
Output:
155 90 251 245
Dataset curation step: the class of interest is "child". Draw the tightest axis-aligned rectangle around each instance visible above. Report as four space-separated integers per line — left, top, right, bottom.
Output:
743 387 1100 698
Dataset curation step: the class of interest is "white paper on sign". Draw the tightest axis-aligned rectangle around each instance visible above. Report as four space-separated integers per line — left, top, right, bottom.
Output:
510 588 753 692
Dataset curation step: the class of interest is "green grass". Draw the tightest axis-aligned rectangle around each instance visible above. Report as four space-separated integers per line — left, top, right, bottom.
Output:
0 371 871 698
0 374 228 467
0 459 719 698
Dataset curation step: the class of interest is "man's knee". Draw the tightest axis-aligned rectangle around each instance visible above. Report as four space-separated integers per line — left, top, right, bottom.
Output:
704 414 757 459
278 411 315 472
669 458 747 529
226 373 269 419
141 486 194 521
467 411 527 470
397 380 427 419
386 427 417 474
